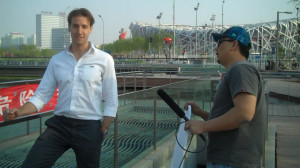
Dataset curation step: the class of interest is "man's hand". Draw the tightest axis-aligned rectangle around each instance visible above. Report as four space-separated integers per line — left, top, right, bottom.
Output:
184 120 207 135
184 102 201 115
184 102 209 120
3 108 19 121
2 102 37 122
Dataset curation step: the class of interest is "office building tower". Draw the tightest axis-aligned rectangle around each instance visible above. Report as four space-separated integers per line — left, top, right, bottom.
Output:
36 11 68 49
1 32 24 48
52 28 71 51
27 34 37 45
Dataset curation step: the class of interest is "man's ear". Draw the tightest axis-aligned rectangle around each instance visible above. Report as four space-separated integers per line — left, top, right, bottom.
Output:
232 40 238 49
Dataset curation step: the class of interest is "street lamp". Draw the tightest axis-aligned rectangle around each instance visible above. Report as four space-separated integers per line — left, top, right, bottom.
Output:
173 0 176 59
63 6 70 49
98 14 105 51
222 0 225 31
297 8 299 43
210 14 216 28
210 14 216 63
276 11 292 70
194 3 199 56
157 12 163 58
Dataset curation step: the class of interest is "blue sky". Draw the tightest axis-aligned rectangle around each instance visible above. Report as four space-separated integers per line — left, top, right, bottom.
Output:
0 0 297 45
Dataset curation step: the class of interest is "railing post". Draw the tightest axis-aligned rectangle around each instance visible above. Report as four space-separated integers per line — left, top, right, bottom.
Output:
177 90 181 124
114 113 119 168
153 99 157 150
134 72 137 92
202 81 205 109
169 71 171 84
134 72 137 103
143 70 146 90
123 75 126 94
39 117 42 135
27 121 30 135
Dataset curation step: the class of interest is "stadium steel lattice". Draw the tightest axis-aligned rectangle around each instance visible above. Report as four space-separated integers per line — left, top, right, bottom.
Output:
129 18 300 64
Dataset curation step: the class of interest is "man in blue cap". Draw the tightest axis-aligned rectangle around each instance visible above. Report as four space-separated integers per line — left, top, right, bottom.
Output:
184 26 266 168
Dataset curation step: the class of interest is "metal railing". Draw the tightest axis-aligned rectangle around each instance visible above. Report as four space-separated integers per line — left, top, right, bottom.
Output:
0 74 275 167
0 74 213 167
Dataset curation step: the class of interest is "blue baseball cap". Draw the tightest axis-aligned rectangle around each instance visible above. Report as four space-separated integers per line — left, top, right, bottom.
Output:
212 26 251 48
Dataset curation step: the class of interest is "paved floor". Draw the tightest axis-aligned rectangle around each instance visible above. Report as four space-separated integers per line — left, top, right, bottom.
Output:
269 116 300 168
267 78 300 168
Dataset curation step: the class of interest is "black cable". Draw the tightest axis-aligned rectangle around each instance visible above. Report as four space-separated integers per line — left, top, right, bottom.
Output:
175 121 207 153
175 121 207 168
178 134 193 168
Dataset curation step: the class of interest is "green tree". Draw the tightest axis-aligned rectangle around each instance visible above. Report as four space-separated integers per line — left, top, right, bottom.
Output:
0 48 3 57
105 37 148 55
41 49 58 57
103 31 173 56
19 45 41 57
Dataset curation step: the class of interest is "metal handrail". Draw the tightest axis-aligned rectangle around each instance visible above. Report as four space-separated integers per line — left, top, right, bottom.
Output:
0 73 214 168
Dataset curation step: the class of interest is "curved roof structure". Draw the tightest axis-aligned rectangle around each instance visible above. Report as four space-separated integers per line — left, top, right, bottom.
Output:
129 18 300 61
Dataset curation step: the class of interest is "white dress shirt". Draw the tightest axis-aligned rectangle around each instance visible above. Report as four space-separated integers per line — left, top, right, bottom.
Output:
29 43 118 120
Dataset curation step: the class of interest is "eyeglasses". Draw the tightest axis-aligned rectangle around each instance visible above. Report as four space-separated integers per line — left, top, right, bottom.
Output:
218 39 235 47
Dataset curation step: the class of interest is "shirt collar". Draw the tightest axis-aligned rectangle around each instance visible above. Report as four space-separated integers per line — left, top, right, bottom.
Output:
66 42 97 55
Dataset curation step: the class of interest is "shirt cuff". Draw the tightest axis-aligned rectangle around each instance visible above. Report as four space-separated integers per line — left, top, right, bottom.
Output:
28 96 45 112
103 106 118 117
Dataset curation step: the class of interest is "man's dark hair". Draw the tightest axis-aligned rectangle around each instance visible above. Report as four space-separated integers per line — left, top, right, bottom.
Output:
68 8 95 27
238 43 251 59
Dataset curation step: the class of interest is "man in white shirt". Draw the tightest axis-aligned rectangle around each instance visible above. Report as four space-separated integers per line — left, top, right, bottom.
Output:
3 8 118 168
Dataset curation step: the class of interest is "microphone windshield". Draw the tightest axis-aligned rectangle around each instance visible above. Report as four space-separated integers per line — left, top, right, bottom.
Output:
157 89 185 118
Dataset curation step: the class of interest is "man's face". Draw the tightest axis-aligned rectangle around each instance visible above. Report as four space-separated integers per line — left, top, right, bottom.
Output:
215 37 235 64
69 16 93 46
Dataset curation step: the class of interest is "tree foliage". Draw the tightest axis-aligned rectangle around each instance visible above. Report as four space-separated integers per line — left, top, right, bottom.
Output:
105 36 148 55
0 31 174 58
104 31 173 56
0 45 58 57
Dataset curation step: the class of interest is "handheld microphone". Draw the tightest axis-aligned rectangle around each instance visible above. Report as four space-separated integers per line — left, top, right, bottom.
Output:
157 89 206 142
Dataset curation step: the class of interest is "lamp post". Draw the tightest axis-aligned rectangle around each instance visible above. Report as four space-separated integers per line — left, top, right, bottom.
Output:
98 14 105 51
276 11 292 70
194 3 199 56
63 6 70 49
157 12 163 58
210 14 216 28
172 0 176 59
222 0 225 31
297 8 299 43
210 14 216 63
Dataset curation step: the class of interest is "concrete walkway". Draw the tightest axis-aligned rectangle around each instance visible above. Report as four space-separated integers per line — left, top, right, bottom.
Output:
267 78 300 168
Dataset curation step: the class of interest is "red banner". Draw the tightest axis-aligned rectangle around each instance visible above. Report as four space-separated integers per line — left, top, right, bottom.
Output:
0 84 58 122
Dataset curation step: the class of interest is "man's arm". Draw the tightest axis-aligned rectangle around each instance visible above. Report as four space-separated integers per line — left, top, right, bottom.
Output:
3 102 37 121
101 116 114 132
101 55 118 131
185 92 257 134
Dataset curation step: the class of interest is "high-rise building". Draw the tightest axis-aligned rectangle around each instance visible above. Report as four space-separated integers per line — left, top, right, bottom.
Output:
36 11 68 50
27 34 37 45
1 32 24 48
52 28 71 51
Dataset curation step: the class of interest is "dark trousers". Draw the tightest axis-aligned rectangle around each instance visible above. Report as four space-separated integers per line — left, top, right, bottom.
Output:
21 115 103 168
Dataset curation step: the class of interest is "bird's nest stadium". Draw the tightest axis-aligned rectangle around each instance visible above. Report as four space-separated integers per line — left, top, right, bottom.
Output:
129 18 300 67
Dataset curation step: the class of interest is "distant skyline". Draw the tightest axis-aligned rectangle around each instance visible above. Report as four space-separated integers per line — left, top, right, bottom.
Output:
0 0 297 46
